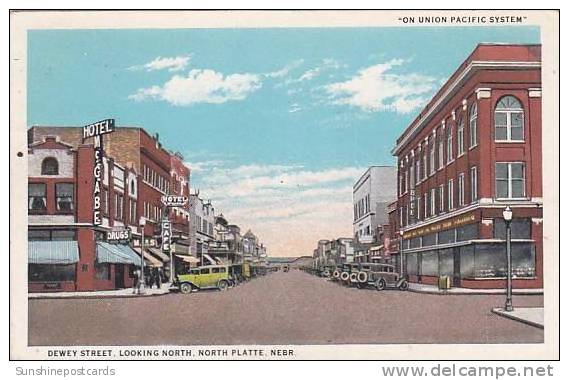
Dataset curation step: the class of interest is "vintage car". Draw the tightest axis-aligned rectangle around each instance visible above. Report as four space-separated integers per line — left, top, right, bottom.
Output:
339 263 360 285
174 265 231 294
331 265 344 281
228 264 245 286
356 263 408 291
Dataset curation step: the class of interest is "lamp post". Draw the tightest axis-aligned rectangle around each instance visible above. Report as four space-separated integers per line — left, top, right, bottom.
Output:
139 217 147 294
399 229 404 277
503 206 513 312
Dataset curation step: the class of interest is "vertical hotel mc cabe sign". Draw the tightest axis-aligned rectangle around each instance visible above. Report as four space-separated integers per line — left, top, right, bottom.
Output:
83 119 115 225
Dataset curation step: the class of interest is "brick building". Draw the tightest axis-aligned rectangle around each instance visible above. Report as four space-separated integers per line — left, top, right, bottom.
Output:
392 44 542 289
27 125 194 291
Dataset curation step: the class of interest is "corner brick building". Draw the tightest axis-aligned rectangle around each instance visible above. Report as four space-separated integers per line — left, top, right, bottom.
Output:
391 44 543 289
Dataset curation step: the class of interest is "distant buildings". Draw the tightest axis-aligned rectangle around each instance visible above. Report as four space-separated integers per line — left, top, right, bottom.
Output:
312 238 354 267
352 166 397 262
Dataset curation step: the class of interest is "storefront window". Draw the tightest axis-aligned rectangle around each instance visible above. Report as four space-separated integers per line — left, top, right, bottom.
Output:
28 264 76 282
468 242 535 278
95 262 111 280
493 218 531 240
459 245 475 278
457 224 478 241
28 229 75 241
438 229 456 244
409 237 421 249
406 253 418 275
439 248 454 277
421 250 438 276
28 230 51 241
422 233 436 247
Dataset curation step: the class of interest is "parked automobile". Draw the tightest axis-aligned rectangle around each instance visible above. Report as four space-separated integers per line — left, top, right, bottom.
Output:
331 265 343 281
340 263 360 286
174 265 231 294
228 264 244 286
320 265 336 278
356 263 408 291
282 265 290 272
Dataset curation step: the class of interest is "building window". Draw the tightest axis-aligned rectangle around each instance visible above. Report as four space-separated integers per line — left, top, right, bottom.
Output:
470 167 478 203
495 95 524 141
28 264 76 282
446 124 453 163
447 179 454 210
94 262 111 280
422 147 428 180
469 103 478 147
429 136 435 175
438 184 445 213
424 193 428 219
458 173 465 206
28 183 47 212
417 196 421 221
438 130 444 169
129 200 137 225
115 193 124 220
415 156 421 184
430 188 436 216
409 159 415 188
55 183 74 212
496 162 526 199
41 157 59 175
457 117 465 156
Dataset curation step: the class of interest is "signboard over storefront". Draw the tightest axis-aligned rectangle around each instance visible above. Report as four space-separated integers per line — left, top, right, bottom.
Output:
402 211 477 240
106 228 131 243
161 195 188 207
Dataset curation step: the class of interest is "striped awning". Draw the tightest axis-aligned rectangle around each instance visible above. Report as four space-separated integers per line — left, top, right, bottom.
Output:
28 240 79 264
133 248 164 268
175 254 200 264
96 242 141 266
148 247 170 262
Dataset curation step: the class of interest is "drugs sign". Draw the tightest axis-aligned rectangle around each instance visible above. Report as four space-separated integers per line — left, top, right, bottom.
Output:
161 195 188 207
106 228 131 243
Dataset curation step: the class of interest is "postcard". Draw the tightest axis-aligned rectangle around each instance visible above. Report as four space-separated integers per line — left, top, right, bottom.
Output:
9 9 559 360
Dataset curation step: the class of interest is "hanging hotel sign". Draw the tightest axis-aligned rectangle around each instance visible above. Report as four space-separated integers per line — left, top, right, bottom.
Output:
106 228 131 243
161 219 172 252
161 195 188 207
402 211 477 240
83 119 115 226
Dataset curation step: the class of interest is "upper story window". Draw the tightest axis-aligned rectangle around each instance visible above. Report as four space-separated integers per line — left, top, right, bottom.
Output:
429 136 435 175
55 183 74 212
496 162 526 199
41 157 59 175
437 129 444 169
495 96 524 141
457 117 465 156
446 124 453 163
28 183 47 212
469 103 478 147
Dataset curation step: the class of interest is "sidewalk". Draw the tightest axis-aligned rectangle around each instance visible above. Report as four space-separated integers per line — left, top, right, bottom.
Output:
29 284 171 299
408 283 543 295
491 307 544 329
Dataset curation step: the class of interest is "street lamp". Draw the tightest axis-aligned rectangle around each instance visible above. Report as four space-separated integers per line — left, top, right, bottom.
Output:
399 229 404 277
139 217 147 294
503 206 513 312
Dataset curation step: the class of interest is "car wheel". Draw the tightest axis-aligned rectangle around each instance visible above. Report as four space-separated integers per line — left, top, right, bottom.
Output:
180 283 193 294
398 280 409 291
218 280 229 291
376 279 386 291
356 282 365 289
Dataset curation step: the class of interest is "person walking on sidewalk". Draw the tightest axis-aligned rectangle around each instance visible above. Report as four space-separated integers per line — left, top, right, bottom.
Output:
153 267 162 289
133 268 142 294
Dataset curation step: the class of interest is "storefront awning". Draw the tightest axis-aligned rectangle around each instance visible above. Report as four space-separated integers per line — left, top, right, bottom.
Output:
147 247 170 262
202 253 217 265
370 245 383 252
96 242 141 266
28 241 79 264
133 248 163 268
175 254 200 264
172 243 189 255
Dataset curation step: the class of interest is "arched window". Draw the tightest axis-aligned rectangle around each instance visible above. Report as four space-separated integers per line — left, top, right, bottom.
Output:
469 103 478 147
495 96 524 141
41 157 59 175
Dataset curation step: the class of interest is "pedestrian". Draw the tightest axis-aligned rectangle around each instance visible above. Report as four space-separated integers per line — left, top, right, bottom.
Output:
133 267 142 294
153 267 162 289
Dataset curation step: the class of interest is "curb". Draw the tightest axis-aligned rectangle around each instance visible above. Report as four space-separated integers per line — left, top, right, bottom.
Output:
28 291 171 300
408 288 543 296
491 308 544 329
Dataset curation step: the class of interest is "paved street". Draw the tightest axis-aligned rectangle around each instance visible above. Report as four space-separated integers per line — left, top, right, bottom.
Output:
28 270 543 346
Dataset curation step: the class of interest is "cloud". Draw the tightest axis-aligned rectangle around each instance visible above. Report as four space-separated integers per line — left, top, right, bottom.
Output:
129 69 262 105
287 58 344 84
288 103 301 113
264 59 304 78
128 55 191 72
324 59 437 114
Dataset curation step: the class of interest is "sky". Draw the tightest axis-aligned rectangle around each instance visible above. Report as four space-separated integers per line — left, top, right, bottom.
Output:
27 26 540 257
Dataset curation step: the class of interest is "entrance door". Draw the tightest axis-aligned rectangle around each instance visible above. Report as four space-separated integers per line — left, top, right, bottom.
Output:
115 265 125 289
452 248 461 287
